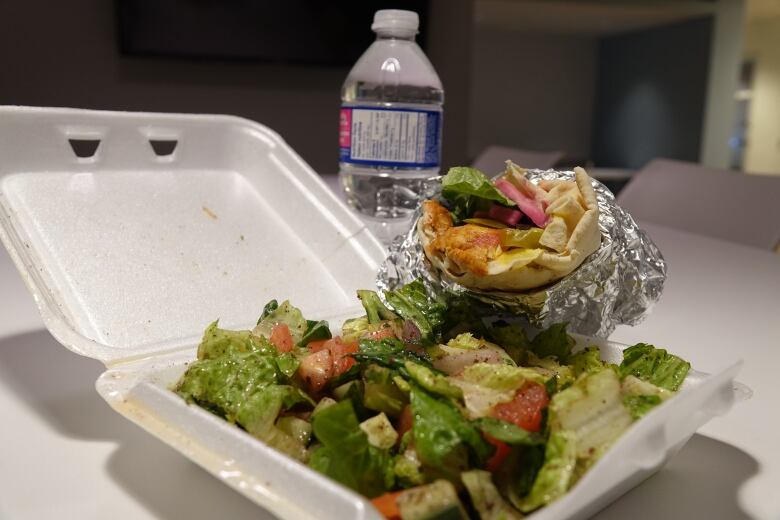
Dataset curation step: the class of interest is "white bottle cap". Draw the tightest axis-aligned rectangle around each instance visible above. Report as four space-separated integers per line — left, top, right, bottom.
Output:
371 9 419 35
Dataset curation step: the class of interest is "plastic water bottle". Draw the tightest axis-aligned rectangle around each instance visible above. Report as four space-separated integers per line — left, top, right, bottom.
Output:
338 9 444 244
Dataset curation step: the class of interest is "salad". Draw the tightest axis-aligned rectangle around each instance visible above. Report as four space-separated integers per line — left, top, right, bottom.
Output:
174 281 690 519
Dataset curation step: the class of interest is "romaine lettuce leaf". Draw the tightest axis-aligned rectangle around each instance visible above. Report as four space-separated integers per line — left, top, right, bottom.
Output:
178 350 311 461
310 400 394 497
569 346 605 377
357 289 399 324
253 300 308 345
462 470 523 520
621 374 673 419
450 363 547 419
404 361 463 400
485 320 530 365
354 337 432 369
516 430 577 512
384 280 447 346
410 386 493 480
472 417 544 446
299 319 332 347
548 368 632 459
459 363 547 391
618 343 691 391
530 323 575 362
196 320 274 360
441 166 515 222
623 394 663 420
446 332 481 350
394 448 426 488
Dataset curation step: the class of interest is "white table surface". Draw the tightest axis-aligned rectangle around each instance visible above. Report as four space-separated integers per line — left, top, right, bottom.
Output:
1 177 779 520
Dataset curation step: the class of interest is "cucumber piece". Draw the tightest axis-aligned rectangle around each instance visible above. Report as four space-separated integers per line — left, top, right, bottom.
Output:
276 416 312 445
397 480 468 520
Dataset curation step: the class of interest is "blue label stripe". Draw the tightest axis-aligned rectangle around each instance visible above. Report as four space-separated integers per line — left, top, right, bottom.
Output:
340 106 441 168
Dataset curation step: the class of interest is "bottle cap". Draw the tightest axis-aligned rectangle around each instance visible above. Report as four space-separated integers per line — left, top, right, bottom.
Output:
371 9 419 35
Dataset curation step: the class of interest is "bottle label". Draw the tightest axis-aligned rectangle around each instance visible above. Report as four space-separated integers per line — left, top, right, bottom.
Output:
339 106 441 168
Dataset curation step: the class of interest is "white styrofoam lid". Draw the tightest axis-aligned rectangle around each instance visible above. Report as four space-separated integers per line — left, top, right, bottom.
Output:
0 106 386 365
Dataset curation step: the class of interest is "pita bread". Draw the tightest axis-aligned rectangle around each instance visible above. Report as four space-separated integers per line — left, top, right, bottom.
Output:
419 165 601 292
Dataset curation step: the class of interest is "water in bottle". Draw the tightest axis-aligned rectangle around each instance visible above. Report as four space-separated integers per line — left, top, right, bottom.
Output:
339 9 444 244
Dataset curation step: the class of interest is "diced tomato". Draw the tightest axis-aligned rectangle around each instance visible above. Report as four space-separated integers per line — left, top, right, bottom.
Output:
396 405 414 438
269 324 293 353
306 337 358 377
331 338 359 376
371 490 403 520
364 322 397 341
307 339 329 352
490 381 550 432
298 349 333 393
483 433 511 473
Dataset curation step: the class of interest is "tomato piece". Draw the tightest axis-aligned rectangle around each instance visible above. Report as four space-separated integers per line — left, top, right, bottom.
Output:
307 339 329 352
396 405 414 438
269 323 293 353
371 490 403 520
331 338 359 376
364 322 396 341
483 433 511 473
490 381 549 432
298 349 333 393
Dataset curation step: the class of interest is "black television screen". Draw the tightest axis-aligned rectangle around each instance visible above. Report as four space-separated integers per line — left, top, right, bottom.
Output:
117 0 430 66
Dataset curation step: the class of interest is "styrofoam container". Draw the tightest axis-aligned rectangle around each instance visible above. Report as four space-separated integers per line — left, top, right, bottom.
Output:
0 106 743 520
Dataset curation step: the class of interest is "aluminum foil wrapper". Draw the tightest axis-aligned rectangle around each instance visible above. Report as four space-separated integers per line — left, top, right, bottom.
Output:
377 169 666 338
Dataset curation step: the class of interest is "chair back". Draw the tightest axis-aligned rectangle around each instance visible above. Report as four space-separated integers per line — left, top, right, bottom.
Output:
617 158 780 250
472 145 564 175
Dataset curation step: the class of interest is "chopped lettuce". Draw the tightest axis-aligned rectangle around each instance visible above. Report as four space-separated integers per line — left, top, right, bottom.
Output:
253 300 308 345
450 363 547 419
394 448 426 488
485 320 530 365
569 346 606 377
299 319 332 347
196 320 274 360
404 361 463 401
357 289 398 324
621 374 673 419
624 395 663 420
440 297 488 341
363 364 408 417
530 323 575 362
410 386 493 480
516 430 577 512
446 332 481 350
176 348 312 461
493 445 545 509
548 369 632 459
462 470 523 520
459 362 547 391
310 400 394 497
354 337 432 369
526 353 575 388
472 417 544 446
384 280 447 346
258 299 279 322
619 343 691 391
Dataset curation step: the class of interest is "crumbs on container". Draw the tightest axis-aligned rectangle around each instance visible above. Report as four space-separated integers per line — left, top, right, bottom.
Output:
202 206 218 220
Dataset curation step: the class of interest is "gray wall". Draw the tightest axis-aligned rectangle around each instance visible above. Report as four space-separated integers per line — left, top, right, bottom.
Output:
0 0 474 174
468 28 597 164
592 17 714 169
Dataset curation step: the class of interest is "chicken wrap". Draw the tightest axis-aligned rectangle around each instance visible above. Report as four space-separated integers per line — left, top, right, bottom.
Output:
418 161 601 291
